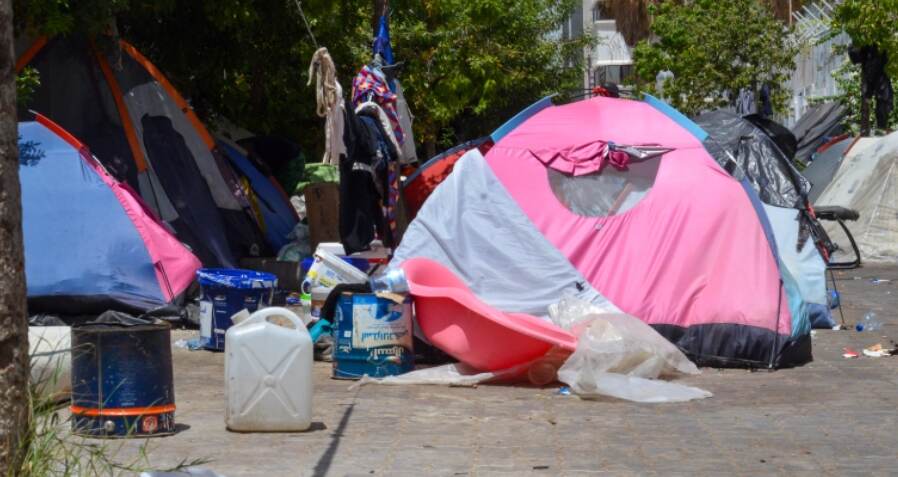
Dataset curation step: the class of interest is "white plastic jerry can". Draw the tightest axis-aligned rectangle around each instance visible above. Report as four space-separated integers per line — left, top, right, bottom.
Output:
225 307 313 432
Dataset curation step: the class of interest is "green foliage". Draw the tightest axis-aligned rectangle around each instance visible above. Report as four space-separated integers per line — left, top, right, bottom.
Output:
13 0 170 36
16 0 584 161
633 0 796 116
817 59 898 135
384 0 588 150
832 0 898 77
16 67 40 108
828 0 898 134
118 0 369 159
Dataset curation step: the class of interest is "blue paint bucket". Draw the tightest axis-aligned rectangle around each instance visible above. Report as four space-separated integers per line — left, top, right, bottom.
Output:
332 292 414 379
197 268 277 351
70 321 175 437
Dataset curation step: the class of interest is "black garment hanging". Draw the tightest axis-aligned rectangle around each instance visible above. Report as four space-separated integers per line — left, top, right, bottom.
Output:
338 99 385 255
849 45 894 129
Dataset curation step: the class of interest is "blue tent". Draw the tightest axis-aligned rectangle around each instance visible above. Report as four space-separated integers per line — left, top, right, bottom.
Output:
217 140 298 251
20 115 201 314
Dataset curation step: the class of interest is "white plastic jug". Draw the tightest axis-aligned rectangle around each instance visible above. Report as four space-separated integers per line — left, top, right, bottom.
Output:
225 307 313 432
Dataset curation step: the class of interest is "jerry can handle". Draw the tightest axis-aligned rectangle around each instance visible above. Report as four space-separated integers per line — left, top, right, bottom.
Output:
244 307 306 332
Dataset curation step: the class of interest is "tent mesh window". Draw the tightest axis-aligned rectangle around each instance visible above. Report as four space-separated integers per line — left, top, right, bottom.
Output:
547 156 661 217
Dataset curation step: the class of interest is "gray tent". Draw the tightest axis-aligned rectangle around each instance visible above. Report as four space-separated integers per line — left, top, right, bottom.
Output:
792 103 847 165
803 137 855 203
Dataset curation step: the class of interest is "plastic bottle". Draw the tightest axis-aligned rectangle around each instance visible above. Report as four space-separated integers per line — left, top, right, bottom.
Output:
855 312 882 332
369 268 409 293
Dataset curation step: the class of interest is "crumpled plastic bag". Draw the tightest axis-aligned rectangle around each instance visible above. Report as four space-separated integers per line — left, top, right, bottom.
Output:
547 297 710 402
548 295 613 331
555 309 711 403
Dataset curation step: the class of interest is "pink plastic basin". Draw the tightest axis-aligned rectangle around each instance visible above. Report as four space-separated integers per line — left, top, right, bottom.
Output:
400 258 577 371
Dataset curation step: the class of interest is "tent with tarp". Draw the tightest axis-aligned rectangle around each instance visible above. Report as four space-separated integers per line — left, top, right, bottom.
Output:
792 102 847 165
16 35 268 267
19 114 201 314
815 132 898 262
803 136 856 203
391 95 826 368
694 110 834 329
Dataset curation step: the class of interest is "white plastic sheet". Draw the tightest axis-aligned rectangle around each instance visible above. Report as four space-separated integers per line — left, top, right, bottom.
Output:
550 297 710 403
556 315 711 403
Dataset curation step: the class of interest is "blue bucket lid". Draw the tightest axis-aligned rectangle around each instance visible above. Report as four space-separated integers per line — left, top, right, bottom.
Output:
196 268 278 289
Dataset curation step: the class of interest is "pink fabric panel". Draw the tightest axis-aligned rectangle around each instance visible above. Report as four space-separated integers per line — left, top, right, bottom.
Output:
83 156 200 301
486 102 791 335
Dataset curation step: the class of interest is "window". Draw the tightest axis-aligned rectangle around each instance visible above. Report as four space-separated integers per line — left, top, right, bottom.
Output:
548 156 662 217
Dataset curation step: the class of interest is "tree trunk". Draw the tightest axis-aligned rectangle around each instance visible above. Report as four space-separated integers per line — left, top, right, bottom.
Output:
0 0 29 473
425 135 436 159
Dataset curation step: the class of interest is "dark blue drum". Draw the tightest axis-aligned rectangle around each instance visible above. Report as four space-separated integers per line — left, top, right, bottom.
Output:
70 321 175 437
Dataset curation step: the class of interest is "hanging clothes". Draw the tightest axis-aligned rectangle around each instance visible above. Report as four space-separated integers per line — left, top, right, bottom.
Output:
850 45 894 129
352 65 404 145
308 48 346 166
340 99 385 254
758 84 773 118
393 80 418 164
355 101 400 156
735 88 755 116
357 109 400 248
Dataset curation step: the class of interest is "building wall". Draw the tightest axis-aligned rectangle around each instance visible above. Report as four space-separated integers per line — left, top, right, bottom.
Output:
564 0 634 92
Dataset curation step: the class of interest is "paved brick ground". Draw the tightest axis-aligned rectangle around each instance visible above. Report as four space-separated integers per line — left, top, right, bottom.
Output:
104 266 898 476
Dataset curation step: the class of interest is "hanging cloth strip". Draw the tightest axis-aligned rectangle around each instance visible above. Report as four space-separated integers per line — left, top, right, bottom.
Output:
352 65 404 145
308 47 346 165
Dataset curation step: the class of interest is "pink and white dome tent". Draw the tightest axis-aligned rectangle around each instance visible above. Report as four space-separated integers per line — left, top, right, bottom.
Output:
391 95 820 368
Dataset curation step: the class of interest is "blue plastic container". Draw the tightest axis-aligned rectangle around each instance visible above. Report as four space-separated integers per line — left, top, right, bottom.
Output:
197 268 277 351
70 321 175 437
332 292 414 379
